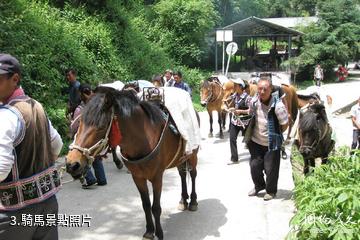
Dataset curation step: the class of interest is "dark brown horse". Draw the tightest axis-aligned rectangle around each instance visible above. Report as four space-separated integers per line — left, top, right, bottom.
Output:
65 87 199 240
200 77 227 138
295 102 335 174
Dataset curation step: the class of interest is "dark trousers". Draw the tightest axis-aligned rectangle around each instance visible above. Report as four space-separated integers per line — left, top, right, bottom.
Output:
0 195 58 240
229 123 245 162
248 140 281 194
351 129 360 149
85 156 107 185
315 78 321 86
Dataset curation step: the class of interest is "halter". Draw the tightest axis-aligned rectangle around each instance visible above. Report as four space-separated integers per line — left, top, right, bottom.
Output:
202 81 222 105
69 108 115 166
299 103 330 153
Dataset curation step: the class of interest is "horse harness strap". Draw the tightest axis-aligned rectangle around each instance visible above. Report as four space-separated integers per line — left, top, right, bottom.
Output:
120 113 170 164
165 135 185 169
69 108 115 165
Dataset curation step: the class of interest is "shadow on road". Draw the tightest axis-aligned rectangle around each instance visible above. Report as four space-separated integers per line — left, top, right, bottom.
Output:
163 198 227 239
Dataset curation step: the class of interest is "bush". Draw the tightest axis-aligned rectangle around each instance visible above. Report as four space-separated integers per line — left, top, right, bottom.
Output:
288 148 360 240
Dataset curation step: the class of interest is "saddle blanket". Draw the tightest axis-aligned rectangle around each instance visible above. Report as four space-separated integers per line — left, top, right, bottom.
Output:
162 87 201 154
100 81 125 91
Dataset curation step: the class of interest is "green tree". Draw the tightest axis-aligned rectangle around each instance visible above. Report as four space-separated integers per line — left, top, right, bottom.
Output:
151 0 218 67
289 0 360 77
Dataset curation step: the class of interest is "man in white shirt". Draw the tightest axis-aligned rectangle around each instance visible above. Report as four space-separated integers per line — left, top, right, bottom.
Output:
351 96 360 151
0 54 63 240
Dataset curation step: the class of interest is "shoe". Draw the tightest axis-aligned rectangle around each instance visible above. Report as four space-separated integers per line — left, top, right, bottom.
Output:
264 193 276 201
248 188 260 197
227 160 239 165
248 188 261 196
97 182 107 186
82 181 97 189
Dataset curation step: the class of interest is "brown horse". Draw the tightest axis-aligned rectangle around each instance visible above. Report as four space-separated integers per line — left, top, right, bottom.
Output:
65 87 199 240
200 76 227 138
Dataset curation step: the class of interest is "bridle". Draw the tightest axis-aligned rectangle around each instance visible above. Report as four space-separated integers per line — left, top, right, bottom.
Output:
202 81 223 105
298 104 329 153
69 108 115 166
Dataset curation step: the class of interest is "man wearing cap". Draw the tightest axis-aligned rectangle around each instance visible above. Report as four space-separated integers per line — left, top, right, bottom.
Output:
0 54 63 239
244 76 288 201
227 78 252 164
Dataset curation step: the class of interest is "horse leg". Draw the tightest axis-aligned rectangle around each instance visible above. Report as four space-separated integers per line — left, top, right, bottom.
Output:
151 174 164 240
303 158 309 175
132 176 155 239
111 148 123 169
218 111 224 139
222 111 227 130
188 162 198 211
177 163 189 211
208 111 213 138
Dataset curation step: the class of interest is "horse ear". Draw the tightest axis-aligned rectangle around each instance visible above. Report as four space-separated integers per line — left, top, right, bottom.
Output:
312 103 328 121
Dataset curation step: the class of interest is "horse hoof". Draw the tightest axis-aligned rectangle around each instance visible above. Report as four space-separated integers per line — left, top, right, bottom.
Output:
115 162 123 170
208 133 213 138
143 232 154 240
178 202 188 211
188 202 198 211
219 134 224 139
281 151 288 159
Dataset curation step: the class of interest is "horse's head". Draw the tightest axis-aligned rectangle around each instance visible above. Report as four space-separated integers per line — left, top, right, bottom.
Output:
200 77 215 107
221 79 235 110
298 103 328 158
66 87 120 179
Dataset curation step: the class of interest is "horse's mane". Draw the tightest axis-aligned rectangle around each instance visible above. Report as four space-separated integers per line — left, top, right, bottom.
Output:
82 87 163 127
299 103 327 132
299 110 317 132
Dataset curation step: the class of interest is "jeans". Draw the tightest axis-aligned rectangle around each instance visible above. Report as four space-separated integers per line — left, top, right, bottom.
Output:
229 123 246 162
248 140 281 194
351 129 360 150
85 156 107 185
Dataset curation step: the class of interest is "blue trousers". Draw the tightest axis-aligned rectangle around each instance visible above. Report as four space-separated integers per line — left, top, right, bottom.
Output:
85 157 107 185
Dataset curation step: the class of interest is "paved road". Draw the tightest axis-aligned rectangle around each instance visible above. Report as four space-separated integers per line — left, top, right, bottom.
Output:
57 75 359 240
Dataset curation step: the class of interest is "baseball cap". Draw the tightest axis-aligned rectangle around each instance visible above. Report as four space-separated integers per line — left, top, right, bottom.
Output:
0 54 21 75
232 78 245 88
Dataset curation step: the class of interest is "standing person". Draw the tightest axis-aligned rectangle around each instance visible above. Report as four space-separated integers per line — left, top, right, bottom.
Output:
313 64 324 87
167 71 192 96
65 68 81 118
351 96 360 151
0 54 63 239
336 64 348 82
162 69 173 86
227 78 252 164
71 84 107 189
244 76 289 201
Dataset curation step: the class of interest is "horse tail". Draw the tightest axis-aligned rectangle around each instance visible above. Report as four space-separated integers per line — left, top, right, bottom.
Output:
290 86 299 122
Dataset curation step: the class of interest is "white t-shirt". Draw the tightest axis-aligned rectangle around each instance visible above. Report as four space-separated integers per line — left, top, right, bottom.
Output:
314 67 323 79
350 103 360 130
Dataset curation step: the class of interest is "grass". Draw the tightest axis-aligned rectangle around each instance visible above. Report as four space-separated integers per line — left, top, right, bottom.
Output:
288 147 360 240
192 92 206 112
